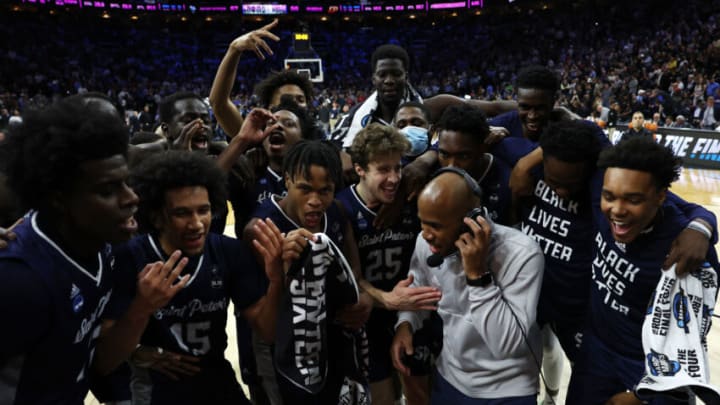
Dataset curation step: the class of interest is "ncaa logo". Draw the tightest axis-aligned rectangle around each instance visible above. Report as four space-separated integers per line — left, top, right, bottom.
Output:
210 267 223 289
360 114 372 127
672 292 690 331
647 350 680 376
72 294 84 313
357 212 367 230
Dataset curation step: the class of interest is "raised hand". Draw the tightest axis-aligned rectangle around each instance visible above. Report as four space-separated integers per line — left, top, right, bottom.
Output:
172 118 210 151
229 19 280 60
252 218 285 284
235 108 274 145
457 214 492 279
281 228 316 273
0 216 23 249
135 250 190 316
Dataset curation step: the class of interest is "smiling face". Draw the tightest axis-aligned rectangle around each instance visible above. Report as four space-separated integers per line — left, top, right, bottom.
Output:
282 165 335 232
372 58 407 106
517 87 554 140
601 167 665 244
156 186 211 257
355 152 403 207
61 154 139 248
262 110 303 169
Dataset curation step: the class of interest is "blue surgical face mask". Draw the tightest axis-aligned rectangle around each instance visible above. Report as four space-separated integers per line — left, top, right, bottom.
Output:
400 125 429 158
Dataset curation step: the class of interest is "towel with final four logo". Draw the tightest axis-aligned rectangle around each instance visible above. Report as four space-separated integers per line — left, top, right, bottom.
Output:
637 264 720 404
273 233 370 405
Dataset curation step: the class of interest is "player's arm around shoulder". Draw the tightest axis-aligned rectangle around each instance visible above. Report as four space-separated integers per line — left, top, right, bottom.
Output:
664 191 718 276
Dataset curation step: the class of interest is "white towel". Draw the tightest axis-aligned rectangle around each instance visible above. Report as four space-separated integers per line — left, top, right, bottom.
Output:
331 85 422 148
637 264 720 404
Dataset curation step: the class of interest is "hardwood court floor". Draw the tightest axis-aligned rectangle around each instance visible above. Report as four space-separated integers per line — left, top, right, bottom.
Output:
674 168 720 391
85 167 720 405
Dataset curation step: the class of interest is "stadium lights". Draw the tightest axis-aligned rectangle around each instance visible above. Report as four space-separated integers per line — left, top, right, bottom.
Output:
14 0 493 16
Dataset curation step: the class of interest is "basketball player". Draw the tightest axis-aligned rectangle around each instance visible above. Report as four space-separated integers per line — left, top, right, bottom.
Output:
0 99 188 404
107 150 284 404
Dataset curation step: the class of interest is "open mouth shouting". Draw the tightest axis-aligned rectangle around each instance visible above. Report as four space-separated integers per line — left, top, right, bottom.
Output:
120 215 138 234
303 211 323 230
113 209 138 243
191 133 209 151
609 218 634 242
525 121 541 134
267 130 286 153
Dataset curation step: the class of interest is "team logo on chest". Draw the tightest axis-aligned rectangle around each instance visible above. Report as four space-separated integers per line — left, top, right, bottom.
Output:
210 267 223 289
332 221 341 237
357 211 368 230
104 245 115 270
70 283 84 313
401 207 414 226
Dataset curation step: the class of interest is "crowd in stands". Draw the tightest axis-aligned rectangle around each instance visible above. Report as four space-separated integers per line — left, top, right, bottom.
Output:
1 0 720 135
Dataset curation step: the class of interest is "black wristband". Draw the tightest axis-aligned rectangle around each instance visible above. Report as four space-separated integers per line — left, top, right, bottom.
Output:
466 272 493 287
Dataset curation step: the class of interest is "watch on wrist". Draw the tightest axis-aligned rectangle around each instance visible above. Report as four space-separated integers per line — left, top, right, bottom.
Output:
466 271 493 287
